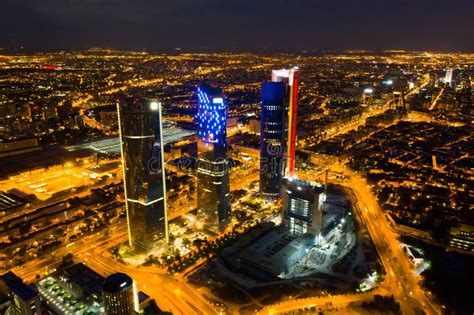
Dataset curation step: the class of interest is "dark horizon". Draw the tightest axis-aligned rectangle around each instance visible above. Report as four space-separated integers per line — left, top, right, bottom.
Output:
1 0 474 53
2 47 474 55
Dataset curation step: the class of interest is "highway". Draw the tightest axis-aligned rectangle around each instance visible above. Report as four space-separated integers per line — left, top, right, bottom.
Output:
11 219 216 315
429 88 444 111
11 221 128 282
262 291 375 314
8 163 440 314
85 251 216 315
279 162 441 315
9 77 440 314
346 171 439 315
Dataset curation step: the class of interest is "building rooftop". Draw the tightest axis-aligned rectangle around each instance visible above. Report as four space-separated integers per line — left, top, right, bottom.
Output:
238 229 314 276
0 191 26 212
63 263 105 298
102 273 133 294
0 271 38 301
282 177 324 198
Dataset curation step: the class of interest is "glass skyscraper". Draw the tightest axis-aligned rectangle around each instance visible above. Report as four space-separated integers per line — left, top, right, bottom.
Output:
196 84 231 233
0 271 42 315
117 97 168 252
260 82 288 199
271 67 299 176
260 67 300 199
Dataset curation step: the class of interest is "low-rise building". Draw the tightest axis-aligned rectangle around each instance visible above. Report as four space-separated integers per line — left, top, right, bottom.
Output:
450 223 474 252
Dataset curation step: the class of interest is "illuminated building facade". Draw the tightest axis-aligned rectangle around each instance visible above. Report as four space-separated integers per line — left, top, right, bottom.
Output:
445 68 453 86
271 67 299 176
259 67 300 199
117 97 168 252
260 82 288 199
360 87 374 107
102 273 139 315
0 271 42 315
392 80 406 111
281 178 324 239
196 84 231 233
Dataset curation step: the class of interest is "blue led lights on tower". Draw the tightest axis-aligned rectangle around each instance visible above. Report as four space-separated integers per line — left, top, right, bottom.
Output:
196 83 231 233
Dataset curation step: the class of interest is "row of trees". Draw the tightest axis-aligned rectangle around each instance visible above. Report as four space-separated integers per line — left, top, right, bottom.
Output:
166 231 239 274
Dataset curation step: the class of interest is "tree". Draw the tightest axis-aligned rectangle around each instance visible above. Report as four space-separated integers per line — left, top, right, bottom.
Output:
182 238 191 248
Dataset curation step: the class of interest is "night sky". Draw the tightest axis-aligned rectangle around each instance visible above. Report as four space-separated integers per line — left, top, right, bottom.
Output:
1 0 473 52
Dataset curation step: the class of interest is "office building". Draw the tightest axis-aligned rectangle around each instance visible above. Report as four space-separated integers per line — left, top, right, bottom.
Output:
117 97 168 252
271 67 299 176
196 83 231 233
260 82 288 199
449 223 474 252
445 68 453 86
259 67 300 198
392 80 406 111
360 87 374 107
281 177 325 239
0 271 42 315
102 273 139 315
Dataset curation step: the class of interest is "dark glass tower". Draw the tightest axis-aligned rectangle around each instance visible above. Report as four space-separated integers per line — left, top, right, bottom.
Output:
196 84 231 233
102 273 139 315
117 97 168 252
0 271 42 315
260 82 288 199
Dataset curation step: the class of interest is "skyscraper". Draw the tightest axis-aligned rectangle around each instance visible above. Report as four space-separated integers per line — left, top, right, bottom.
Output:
271 67 299 176
117 97 168 252
102 273 139 315
196 84 231 233
0 271 42 315
445 68 453 86
259 67 300 199
281 177 324 240
260 82 288 199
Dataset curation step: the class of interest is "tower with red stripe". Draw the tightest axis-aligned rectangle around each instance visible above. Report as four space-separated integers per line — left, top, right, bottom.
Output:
271 67 299 176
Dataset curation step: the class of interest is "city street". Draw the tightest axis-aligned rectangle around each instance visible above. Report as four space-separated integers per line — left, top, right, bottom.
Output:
290 162 441 315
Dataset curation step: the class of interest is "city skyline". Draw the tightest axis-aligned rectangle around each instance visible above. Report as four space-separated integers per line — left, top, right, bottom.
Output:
0 49 472 314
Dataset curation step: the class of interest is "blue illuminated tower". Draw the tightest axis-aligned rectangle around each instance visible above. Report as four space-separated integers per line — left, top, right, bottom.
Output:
196 83 231 233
